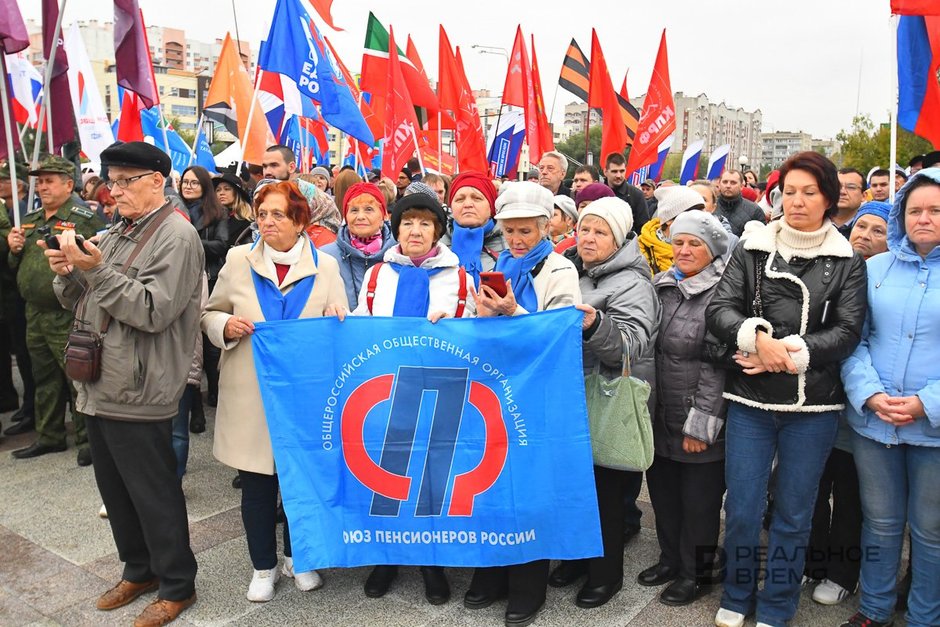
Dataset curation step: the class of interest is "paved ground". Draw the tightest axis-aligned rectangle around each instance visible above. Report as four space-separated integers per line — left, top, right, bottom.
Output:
0 401 898 627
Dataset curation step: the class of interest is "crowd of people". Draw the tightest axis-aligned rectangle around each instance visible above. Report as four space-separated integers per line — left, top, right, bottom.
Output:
0 141 937 627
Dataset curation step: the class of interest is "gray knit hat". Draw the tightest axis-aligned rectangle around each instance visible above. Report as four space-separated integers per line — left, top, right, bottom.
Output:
669 210 729 259
311 166 331 181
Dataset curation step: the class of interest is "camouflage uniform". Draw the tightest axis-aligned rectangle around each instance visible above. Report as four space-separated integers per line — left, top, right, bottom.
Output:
10 157 104 449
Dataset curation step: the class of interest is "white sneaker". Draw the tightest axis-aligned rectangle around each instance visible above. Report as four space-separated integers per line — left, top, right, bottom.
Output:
715 607 746 627
812 578 852 605
282 556 323 591
756 623 774 627
801 575 820 589
246 567 279 602
98 504 108 519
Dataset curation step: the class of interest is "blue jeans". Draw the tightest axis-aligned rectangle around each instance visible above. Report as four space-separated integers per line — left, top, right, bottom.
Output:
853 433 940 627
171 387 193 479
721 402 838 626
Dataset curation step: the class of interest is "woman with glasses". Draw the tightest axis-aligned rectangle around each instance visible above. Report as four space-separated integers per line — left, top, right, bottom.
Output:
201 181 347 602
180 166 229 410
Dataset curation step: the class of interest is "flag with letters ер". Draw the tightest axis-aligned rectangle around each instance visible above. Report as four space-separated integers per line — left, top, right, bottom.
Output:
250 308 602 571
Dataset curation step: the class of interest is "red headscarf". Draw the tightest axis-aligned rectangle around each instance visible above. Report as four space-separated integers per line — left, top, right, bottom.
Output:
448 172 497 217
343 182 387 217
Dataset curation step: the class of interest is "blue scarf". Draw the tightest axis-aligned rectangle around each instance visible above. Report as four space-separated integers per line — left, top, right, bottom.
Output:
494 239 554 313
250 240 318 321
672 266 687 281
451 219 495 287
387 263 444 317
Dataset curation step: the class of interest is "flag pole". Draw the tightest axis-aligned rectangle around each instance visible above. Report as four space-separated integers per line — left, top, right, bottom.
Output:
410 124 425 173
157 102 172 164
0 54 22 228
437 111 442 176
17 122 30 161
584 107 591 166
889 14 899 204
187 113 205 167
240 68 263 166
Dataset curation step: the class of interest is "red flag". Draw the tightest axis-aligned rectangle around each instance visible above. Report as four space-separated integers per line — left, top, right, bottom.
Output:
453 46 489 173
501 27 542 165
117 90 144 142
589 30 629 164
416 130 457 175
381 26 419 179
309 0 344 30
0 0 29 53
618 74 640 145
406 35 429 82
530 35 555 162
624 30 676 177
891 0 940 14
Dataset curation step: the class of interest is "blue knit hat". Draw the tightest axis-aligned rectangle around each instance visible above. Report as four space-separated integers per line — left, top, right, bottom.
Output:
852 201 891 229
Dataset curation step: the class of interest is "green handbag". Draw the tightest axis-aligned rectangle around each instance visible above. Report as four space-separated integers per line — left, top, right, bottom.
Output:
584 337 654 472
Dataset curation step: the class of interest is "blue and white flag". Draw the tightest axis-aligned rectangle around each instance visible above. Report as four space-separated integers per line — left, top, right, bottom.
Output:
705 144 731 180
649 133 674 181
258 0 373 145
679 139 704 185
486 108 526 178
192 124 218 173
250 309 602 571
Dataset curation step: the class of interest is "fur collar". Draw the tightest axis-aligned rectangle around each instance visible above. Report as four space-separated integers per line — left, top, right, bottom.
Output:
743 220 853 259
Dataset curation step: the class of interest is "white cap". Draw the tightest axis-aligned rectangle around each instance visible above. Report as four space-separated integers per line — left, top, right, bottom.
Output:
495 181 554 220
654 185 706 225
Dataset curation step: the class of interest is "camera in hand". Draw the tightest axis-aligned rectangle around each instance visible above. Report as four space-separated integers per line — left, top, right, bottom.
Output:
38 226 88 254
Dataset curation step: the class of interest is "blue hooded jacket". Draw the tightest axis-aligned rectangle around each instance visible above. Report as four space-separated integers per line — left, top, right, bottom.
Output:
319 222 397 308
841 167 940 446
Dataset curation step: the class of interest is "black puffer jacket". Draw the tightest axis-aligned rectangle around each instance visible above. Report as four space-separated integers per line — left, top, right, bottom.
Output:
186 198 230 286
705 220 867 412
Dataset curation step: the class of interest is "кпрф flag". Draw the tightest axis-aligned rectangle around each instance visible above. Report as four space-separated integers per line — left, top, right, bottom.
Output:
558 38 590 103
259 0 373 145
625 30 675 177
381 26 420 179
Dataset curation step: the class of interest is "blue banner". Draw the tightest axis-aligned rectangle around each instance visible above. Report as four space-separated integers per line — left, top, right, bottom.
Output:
250 308 601 571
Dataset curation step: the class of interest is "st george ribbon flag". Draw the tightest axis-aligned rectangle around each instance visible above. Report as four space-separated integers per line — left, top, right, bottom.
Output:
250 308 602 571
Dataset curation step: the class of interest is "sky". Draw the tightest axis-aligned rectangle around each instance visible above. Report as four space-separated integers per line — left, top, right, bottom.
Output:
18 0 896 139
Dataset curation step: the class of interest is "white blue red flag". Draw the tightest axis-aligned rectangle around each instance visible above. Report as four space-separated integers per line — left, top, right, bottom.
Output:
679 139 704 185
705 144 731 180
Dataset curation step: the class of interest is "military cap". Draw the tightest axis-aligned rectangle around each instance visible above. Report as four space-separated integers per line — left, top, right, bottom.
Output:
28 155 76 177
0 161 28 180
100 141 172 177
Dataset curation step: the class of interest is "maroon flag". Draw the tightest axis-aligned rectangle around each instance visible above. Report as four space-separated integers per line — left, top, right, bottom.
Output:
114 0 159 108
42 0 75 149
0 0 29 53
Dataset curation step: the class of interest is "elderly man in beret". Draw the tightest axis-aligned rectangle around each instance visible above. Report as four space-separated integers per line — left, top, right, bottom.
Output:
8 156 104 463
45 142 204 627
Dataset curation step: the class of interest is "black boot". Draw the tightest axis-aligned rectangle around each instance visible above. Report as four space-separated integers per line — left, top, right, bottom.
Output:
364 565 398 598
420 566 450 605
188 385 206 433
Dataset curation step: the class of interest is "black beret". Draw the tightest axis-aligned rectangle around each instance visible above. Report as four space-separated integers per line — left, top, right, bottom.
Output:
390 193 447 239
100 141 172 177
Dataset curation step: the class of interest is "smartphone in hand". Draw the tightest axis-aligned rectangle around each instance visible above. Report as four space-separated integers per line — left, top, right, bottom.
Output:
479 271 508 298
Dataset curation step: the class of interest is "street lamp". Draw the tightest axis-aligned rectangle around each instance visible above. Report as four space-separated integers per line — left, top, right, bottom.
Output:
739 154 749 173
470 44 510 62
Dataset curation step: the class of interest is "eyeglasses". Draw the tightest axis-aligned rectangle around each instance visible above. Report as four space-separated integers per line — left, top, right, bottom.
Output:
256 210 288 222
105 172 154 190
180 179 202 188
840 184 862 191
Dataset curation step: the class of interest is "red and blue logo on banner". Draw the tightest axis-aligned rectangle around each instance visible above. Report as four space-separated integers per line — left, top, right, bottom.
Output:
250 308 602 571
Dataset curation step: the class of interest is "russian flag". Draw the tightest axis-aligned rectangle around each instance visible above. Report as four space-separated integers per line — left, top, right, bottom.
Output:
649 133 675 181
6 51 42 126
486 108 526 178
898 15 940 148
679 139 704 185
705 144 731 180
